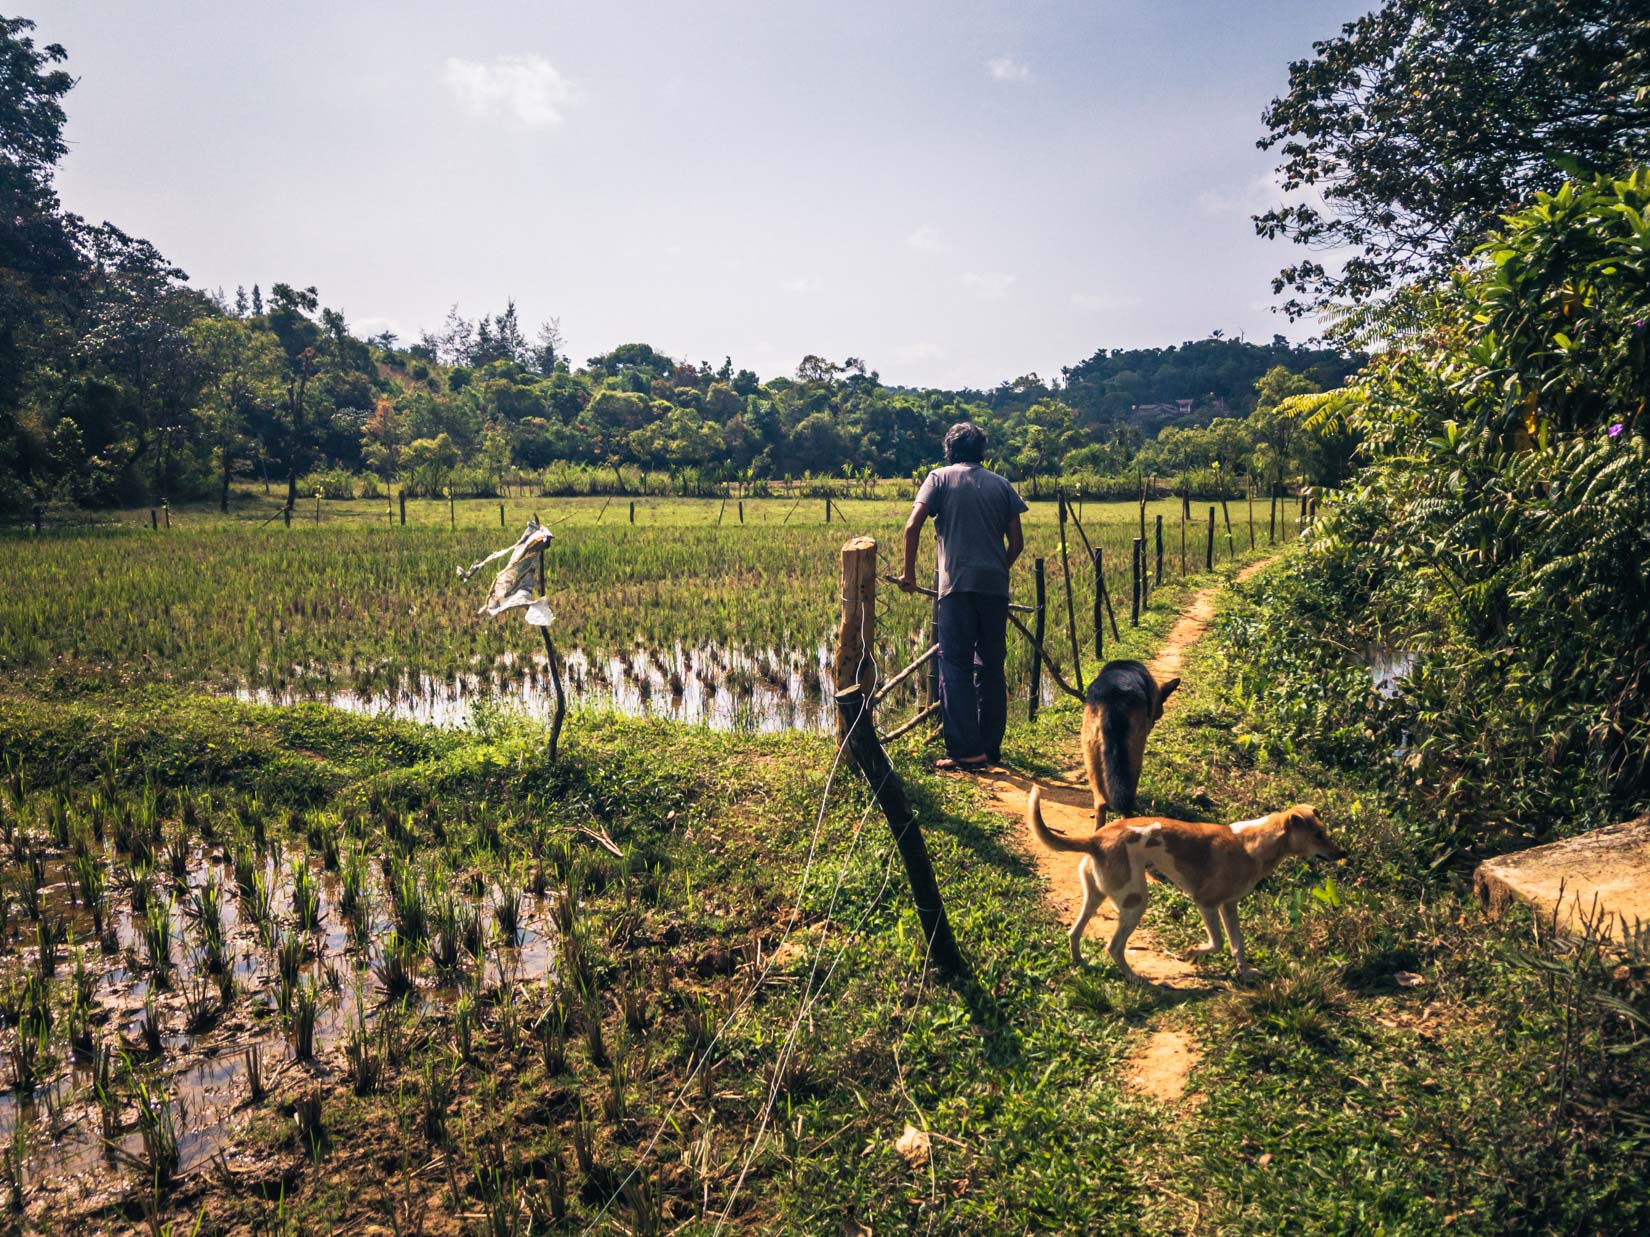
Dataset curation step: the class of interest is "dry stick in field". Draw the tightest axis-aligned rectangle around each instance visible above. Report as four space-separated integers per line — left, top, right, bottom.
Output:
594 495 612 524
1091 549 1104 661
1063 501 1118 640
881 700 940 742
537 541 567 761
781 496 804 525
716 496 727 526
1030 557 1047 722
1007 612 1084 702
1057 493 1083 691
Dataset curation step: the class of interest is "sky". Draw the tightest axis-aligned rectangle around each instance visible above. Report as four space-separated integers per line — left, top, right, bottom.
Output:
35 0 1368 391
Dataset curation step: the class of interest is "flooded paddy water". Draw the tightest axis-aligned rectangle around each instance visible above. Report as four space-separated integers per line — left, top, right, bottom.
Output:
0 799 565 1215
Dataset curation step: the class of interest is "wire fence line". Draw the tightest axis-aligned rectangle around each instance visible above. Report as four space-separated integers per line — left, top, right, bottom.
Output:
583 599 892 1232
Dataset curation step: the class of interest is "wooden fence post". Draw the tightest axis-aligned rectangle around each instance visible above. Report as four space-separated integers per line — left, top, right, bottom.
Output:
500 502 506 529
1130 537 1143 626
1154 514 1163 587
834 686 965 979
150 508 158 531
824 498 831 523
1058 493 1082 691
1221 498 1235 560
399 491 407 526
1269 482 1277 544
1030 558 1047 722
834 537 879 728
629 501 636 524
738 500 744 524
1246 479 1255 550
1205 507 1215 570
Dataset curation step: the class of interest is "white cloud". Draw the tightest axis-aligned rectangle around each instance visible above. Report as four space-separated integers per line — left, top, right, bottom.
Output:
1198 171 1326 219
986 57 1030 82
895 342 945 364
350 315 405 340
962 271 1016 298
1069 291 1142 313
907 223 946 253
443 55 572 128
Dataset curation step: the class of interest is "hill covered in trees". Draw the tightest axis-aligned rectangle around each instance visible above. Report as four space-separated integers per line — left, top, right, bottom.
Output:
0 16 1358 515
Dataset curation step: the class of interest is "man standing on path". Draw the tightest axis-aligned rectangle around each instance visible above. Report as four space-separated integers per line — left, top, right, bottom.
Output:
897 422 1027 771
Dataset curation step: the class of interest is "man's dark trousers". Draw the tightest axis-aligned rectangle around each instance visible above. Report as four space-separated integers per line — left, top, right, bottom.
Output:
936 591 1010 761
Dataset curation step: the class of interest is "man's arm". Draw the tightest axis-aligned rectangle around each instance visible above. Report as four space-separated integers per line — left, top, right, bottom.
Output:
1005 513 1024 569
898 504 928 591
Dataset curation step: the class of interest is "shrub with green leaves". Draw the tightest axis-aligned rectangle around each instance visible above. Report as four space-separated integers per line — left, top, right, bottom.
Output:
1229 170 1650 854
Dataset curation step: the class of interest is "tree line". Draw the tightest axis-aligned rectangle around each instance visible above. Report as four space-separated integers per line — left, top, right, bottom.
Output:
0 16 1359 516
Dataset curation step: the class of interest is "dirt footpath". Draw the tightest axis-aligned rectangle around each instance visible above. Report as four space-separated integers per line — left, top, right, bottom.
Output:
964 558 1275 1099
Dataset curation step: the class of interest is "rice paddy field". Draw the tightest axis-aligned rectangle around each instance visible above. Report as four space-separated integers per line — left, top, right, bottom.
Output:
0 494 1641 1235
2 490 1298 735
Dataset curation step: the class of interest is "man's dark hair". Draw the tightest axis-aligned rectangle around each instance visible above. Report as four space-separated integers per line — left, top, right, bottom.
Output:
943 421 987 465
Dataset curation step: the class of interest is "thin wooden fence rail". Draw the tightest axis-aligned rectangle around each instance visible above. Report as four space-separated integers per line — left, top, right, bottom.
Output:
872 643 939 704
882 701 941 742
1007 613 1085 702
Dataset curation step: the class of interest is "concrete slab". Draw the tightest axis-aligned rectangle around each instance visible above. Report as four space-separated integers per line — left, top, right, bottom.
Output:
1474 816 1650 939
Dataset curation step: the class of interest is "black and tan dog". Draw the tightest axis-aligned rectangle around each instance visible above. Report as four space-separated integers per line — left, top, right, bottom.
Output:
1028 790 1345 980
1081 660 1178 825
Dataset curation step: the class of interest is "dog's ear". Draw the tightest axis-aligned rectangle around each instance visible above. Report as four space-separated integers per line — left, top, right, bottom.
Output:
1156 677 1180 705
1290 805 1320 828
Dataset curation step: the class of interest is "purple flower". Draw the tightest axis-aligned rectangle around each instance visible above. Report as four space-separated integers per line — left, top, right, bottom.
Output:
1609 423 1624 440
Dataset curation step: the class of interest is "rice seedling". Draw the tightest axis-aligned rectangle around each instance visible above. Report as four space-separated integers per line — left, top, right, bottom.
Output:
182 969 218 1034
126 854 154 918
289 979 320 1060
338 843 367 920
294 1088 325 1160
290 856 322 933
344 992 383 1096
15 870 39 923
34 915 64 979
73 851 107 933
275 931 305 1013
2 1109 25 1215
371 930 418 1000
125 1061 183 1191
428 885 461 971
249 868 278 948
162 830 190 884
454 992 475 1063
244 1042 265 1104
492 872 523 947
188 874 227 974
230 840 258 899
421 1057 455 1146
7 1015 47 1092
137 993 164 1057
388 861 428 945
142 897 174 985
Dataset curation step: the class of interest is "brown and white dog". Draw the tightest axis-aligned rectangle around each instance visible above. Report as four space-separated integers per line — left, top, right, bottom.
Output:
1081 660 1178 826
1027 788 1345 980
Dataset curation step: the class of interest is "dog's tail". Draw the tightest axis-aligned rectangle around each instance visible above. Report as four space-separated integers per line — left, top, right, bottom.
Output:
1026 787 1100 854
1099 706 1140 817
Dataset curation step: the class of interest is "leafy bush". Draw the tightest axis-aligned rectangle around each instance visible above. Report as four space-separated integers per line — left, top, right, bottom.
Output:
1228 171 1650 855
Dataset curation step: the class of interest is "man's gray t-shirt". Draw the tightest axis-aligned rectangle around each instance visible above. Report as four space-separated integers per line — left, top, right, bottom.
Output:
914 463 1029 597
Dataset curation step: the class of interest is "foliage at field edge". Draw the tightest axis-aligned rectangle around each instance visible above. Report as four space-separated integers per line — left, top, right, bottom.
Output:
1221 170 1650 854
